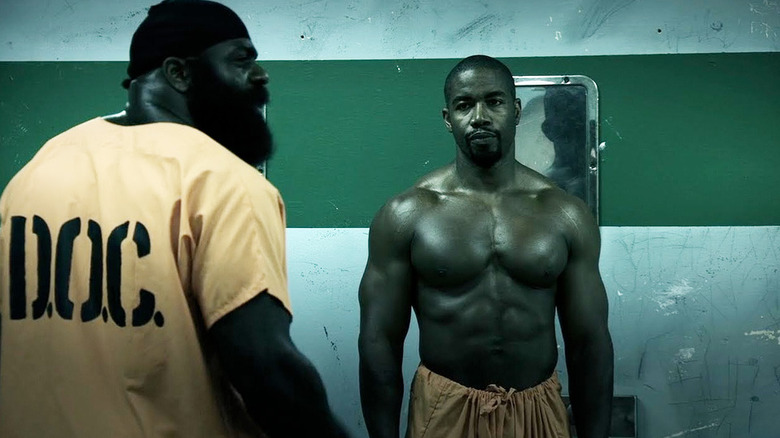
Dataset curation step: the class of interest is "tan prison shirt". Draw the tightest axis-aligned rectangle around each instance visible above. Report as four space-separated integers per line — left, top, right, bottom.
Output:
0 118 290 437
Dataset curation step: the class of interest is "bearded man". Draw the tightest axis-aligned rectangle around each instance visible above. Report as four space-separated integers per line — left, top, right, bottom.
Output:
0 2 348 437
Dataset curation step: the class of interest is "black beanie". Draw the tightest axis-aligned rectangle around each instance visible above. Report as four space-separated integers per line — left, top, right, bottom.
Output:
124 0 250 88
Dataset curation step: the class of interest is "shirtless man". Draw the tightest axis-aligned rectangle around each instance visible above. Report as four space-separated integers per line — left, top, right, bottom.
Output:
358 55 613 438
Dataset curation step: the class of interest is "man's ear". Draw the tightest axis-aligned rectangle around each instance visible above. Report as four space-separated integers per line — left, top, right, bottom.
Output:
161 57 192 93
442 107 453 132
514 98 521 125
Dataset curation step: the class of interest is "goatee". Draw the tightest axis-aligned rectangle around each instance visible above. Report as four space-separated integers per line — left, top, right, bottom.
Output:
466 132 502 168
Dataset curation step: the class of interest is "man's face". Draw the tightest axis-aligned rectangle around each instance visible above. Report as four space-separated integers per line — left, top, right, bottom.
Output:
443 67 520 169
187 38 272 167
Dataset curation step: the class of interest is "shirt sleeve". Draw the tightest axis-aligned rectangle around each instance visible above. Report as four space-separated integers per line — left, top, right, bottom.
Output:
187 166 291 329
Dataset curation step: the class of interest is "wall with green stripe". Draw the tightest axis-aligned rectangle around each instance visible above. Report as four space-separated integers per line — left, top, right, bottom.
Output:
2 54 780 437
2 52 779 227
2 3 778 438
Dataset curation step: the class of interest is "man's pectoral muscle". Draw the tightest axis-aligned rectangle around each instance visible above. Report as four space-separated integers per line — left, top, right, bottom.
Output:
409 190 571 390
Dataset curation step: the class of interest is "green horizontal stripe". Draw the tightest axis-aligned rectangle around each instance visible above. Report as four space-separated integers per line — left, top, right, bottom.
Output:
1 53 779 226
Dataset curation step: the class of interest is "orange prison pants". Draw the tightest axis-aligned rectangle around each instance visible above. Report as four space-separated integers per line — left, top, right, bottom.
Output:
407 364 571 438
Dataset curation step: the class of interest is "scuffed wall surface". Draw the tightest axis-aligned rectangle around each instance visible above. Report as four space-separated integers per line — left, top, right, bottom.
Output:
1 0 778 61
592 227 779 437
287 226 780 438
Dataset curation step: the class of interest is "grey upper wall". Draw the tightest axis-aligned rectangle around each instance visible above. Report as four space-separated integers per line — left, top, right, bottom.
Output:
1 0 778 61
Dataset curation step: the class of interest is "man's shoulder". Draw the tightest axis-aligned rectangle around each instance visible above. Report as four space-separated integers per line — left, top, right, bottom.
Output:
535 186 599 246
387 166 453 212
512 165 585 213
511 162 559 192
413 164 454 191
39 117 106 146
377 187 433 225
60 117 222 158
370 167 453 237
504 164 596 232
3 118 105 183
187 153 278 204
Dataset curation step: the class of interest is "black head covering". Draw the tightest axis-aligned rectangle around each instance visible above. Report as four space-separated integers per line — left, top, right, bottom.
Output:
124 0 250 88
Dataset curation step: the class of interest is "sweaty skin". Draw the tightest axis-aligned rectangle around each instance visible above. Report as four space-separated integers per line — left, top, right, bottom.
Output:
359 62 613 438
408 165 569 390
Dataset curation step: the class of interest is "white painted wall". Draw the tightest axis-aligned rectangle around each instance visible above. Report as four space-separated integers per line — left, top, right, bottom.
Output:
0 0 777 61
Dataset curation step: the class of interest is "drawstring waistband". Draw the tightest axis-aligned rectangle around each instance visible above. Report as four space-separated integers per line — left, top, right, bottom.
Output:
479 384 517 415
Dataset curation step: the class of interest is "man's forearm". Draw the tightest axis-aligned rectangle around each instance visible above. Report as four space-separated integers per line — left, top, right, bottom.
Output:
359 343 405 438
241 347 349 438
566 336 614 438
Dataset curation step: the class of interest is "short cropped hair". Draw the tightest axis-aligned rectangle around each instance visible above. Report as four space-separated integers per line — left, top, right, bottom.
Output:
443 55 516 104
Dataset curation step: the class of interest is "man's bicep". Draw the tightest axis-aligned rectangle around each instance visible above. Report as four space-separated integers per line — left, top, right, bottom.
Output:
359 257 414 342
359 207 416 343
210 291 292 367
557 209 609 342
363 200 415 303
558 258 608 331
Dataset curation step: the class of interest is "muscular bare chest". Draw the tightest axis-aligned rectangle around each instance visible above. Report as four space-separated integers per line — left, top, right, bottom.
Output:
410 194 569 290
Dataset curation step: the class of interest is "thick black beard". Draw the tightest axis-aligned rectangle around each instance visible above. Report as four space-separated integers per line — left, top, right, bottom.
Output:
189 101 273 167
187 76 273 168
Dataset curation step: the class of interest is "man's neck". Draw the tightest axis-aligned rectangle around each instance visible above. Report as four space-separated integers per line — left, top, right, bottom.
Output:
106 74 193 127
454 153 517 193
